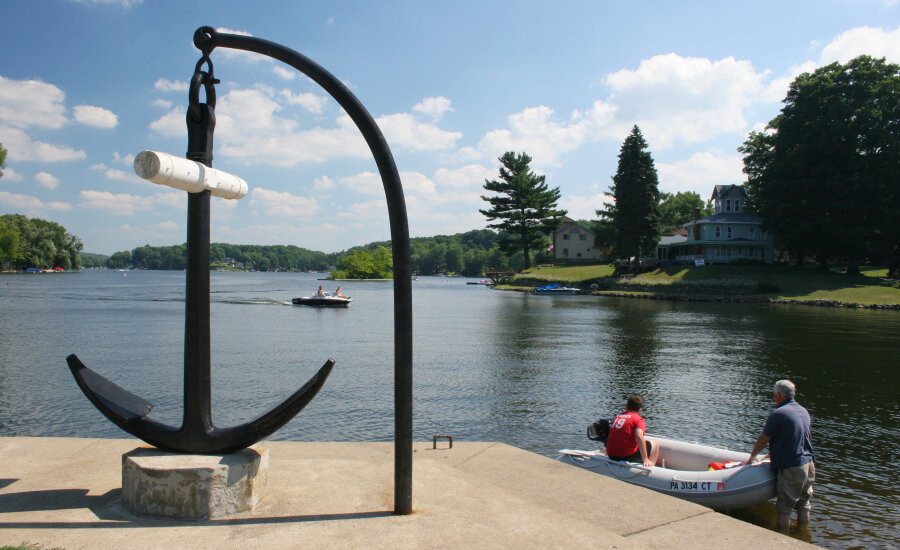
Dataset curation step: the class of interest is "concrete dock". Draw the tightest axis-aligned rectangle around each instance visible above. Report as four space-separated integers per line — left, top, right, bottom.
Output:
0 437 816 549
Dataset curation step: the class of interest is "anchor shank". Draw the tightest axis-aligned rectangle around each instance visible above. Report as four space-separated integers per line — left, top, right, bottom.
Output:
183 189 213 433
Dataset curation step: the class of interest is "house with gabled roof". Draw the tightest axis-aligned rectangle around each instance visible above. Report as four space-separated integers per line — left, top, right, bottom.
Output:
656 185 774 264
553 216 607 263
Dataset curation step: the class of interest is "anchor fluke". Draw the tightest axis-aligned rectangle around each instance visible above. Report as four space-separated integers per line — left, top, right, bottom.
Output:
67 353 335 454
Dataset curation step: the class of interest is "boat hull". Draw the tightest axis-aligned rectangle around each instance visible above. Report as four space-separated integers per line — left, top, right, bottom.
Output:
558 436 775 511
291 296 352 307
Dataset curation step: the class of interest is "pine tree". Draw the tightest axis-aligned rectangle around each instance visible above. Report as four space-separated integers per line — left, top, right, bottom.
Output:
480 151 567 270
598 126 661 260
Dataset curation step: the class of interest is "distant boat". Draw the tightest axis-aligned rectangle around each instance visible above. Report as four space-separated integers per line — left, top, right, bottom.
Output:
291 292 352 307
533 283 579 295
466 279 492 285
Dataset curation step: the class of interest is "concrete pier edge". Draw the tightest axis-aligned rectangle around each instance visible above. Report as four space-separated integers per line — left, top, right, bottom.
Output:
0 437 817 549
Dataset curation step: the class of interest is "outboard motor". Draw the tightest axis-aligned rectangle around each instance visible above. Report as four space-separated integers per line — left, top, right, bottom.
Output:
587 417 613 443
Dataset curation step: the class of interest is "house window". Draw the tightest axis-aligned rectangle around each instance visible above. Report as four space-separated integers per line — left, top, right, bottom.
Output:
726 199 732 212
749 227 755 239
727 226 733 239
576 252 582 257
715 247 721 257
563 234 569 240
735 199 741 212
727 247 732 257
579 234 586 241
715 226 721 238
563 248 569 257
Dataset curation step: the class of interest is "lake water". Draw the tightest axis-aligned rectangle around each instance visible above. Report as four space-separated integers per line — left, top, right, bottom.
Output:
1 270 897 548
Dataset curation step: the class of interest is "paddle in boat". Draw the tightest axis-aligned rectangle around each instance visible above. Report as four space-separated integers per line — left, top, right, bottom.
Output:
557 419 775 511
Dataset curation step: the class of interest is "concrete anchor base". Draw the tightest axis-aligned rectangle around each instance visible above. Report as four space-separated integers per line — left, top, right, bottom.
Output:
121 444 269 520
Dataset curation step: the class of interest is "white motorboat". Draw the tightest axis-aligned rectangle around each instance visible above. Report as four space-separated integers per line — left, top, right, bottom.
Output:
291 293 352 307
533 283 580 295
558 436 775 511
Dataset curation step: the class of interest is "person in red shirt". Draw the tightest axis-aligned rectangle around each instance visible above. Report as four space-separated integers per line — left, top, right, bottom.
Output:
605 395 660 467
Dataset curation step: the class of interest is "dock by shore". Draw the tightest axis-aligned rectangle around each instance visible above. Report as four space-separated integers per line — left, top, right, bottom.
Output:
0 437 816 549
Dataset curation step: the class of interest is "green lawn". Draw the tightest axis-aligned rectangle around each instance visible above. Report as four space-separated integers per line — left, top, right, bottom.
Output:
503 263 900 306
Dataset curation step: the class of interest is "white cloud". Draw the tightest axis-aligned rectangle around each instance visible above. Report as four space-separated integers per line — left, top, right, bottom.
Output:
376 113 461 152
0 126 85 162
103 168 143 184
413 96 454 120
34 172 59 190
433 164 494 189
78 190 153 216
113 152 135 165
819 25 900 65
249 187 319 217
0 191 71 213
273 66 296 81
656 149 744 198
73 105 118 128
313 175 334 190
1 167 24 182
477 105 591 166
604 54 768 148
339 172 381 195
150 85 461 166
154 79 189 93
153 98 173 110
280 89 328 113
0 76 68 129
400 171 436 195
336 198 388 223
149 106 185 137
151 190 184 209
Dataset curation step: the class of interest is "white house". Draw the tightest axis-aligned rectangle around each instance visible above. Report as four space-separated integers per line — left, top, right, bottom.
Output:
553 217 606 263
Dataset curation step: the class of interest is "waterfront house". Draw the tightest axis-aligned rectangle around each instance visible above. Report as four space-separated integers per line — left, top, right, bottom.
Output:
656 185 774 264
553 216 606 263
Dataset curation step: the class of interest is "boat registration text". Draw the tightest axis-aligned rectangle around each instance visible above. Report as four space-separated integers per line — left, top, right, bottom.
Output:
670 480 726 492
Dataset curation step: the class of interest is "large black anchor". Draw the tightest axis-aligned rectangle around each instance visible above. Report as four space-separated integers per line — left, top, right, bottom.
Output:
67 42 335 455
67 27 413 513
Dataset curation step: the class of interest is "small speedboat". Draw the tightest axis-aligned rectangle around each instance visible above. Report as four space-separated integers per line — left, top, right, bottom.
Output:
558 436 775 511
533 283 580 295
291 293 352 307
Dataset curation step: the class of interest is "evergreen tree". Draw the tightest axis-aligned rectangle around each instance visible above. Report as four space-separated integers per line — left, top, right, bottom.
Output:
479 151 567 270
0 142 6 179
598 126 661 259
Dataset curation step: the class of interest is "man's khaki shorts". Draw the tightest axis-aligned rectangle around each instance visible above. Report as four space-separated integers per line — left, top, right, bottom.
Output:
776 461 815 513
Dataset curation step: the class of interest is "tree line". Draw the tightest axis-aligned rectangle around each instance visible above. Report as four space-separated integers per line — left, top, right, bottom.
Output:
0 214 83 270
95 229 511 276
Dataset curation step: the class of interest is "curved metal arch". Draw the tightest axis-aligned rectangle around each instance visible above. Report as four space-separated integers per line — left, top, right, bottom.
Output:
194 27 414 514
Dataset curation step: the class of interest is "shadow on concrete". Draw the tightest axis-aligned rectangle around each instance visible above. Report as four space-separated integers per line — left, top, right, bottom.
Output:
0 510 396 529
0 488 121 518
0 480 16 490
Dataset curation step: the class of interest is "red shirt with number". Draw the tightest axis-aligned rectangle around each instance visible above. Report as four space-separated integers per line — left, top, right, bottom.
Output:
605 411 645 457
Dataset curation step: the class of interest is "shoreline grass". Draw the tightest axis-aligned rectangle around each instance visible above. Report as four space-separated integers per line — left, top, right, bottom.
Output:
498 263 900 307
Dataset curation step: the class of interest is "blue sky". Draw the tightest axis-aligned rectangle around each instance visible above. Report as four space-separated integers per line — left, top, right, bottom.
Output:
1 1 899 255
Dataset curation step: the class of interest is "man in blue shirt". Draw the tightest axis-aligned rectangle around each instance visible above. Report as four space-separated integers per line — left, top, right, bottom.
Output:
746 380 815 529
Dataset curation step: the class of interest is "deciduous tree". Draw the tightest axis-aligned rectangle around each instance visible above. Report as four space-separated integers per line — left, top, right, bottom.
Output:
658 191 712 231
741 55 900 275
480 151 566 270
